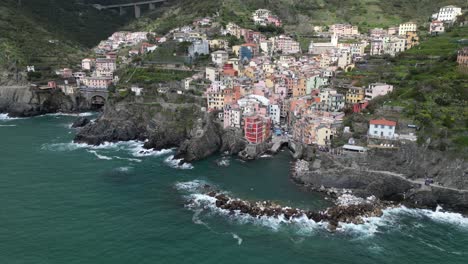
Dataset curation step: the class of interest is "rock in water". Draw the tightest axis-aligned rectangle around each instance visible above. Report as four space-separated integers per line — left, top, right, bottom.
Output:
71 117 90 128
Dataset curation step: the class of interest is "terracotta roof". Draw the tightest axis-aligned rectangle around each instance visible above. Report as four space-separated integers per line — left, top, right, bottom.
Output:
370 119 396 126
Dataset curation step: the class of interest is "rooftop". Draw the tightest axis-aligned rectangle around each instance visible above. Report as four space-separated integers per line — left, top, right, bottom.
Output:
370 119 397 126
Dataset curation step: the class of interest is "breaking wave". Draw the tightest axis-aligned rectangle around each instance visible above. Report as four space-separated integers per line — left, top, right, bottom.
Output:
175 180 468 237
42 140 173 158
87 150 113 160
216 157 231 167
44 112 95 117
0 114 24 121
165 155 194 170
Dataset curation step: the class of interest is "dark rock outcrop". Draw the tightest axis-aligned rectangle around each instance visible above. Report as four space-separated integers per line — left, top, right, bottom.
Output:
75 93 246 161
291 145 468 214
200 189 391 231
0 86 88 117
71 117 90 128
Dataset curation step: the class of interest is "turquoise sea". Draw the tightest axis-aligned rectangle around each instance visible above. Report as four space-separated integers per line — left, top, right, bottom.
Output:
0 113 467 264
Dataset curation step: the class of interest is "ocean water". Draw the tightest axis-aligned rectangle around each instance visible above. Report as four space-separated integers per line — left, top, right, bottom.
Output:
0 114 467 264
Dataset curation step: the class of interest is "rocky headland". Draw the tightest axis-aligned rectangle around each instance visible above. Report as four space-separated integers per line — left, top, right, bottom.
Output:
0 85 89 117
291 144 468 214
74 90 246 162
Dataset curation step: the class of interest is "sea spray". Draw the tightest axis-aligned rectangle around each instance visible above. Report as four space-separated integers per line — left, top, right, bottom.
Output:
165 155 194 170
87 150 113 160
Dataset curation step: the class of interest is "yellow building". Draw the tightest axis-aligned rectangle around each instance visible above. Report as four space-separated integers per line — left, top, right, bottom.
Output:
232 45 241 57
346 87 365 104
292 78 307 97
316 125 332 146
265 78 275 90
405 31 420 50
209 39 228 50
243 67 255 79
207 92 225 111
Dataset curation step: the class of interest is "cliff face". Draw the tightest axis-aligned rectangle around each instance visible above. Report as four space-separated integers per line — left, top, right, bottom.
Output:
75 93 245 161
292 144 468 213
0 86 86 117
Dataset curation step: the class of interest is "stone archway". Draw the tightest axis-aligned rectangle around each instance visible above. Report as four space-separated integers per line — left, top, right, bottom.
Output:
91 95 106 109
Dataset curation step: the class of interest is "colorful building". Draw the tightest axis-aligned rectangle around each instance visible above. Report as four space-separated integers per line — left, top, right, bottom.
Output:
244 114 271 144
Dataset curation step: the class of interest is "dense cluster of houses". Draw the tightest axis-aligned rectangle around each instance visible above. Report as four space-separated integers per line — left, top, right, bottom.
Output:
36 5 463 150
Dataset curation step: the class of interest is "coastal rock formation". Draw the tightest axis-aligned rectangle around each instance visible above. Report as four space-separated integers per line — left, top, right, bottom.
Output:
0 86 87 117
194 188 391 231
71 117 90 128
291 145 468 214
75 92 246 161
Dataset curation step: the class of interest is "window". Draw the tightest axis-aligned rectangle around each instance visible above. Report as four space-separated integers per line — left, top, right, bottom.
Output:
374 131 378 134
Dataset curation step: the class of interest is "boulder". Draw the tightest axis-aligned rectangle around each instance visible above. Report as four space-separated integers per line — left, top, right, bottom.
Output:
71 117 90 128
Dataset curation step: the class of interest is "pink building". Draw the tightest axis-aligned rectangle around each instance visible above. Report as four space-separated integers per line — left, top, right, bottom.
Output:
82 77 112 89
365 83 394 100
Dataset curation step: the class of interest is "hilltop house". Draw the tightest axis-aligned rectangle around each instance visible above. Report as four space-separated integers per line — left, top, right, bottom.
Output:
368 119 397 139
398 22 417 36
329 24 359 36
432 5 462 23
429 21 445 35
365 83 394 100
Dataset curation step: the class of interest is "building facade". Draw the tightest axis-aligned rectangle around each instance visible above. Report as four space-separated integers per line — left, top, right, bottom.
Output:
368 119 397 139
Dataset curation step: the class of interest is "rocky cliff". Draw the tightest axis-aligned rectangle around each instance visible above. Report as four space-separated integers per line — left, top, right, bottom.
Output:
291 144 468 214
0 86 88 117
75 92 245 162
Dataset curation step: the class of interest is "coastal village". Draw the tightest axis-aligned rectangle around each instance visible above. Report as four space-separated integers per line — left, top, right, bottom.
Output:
31 5 466 159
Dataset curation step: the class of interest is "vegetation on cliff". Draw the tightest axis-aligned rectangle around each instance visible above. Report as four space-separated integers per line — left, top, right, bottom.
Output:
127 0 467 35
344 26 468 152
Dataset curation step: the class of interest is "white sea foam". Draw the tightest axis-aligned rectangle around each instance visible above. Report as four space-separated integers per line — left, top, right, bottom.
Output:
0 124 16 127
216 157 230 167
43 140 173 159
260 154 272 158
44 112 95 117
165 155 194 170
87 150 113 160
178 180 468 237
231 233 243 245
0 113 24 120
114 156 142 163
116 166 133 172
175 180 207 192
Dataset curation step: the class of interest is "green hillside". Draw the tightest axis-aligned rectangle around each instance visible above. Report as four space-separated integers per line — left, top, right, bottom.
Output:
346 26 468 152
127 0 467 34
0 0 131 70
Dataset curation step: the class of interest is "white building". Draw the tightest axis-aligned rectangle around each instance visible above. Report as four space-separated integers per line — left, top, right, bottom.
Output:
308 34 338 54
268 104 281 125
430 21 445 35
368 119 397 139
211 50 229 66
131 86 143 96
365 83 394 100
205 67 220 82
398 22 417 36
184 78 193 90
81 58 94 71
188 40 209 57
433 5 462 22
223 105 242 129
